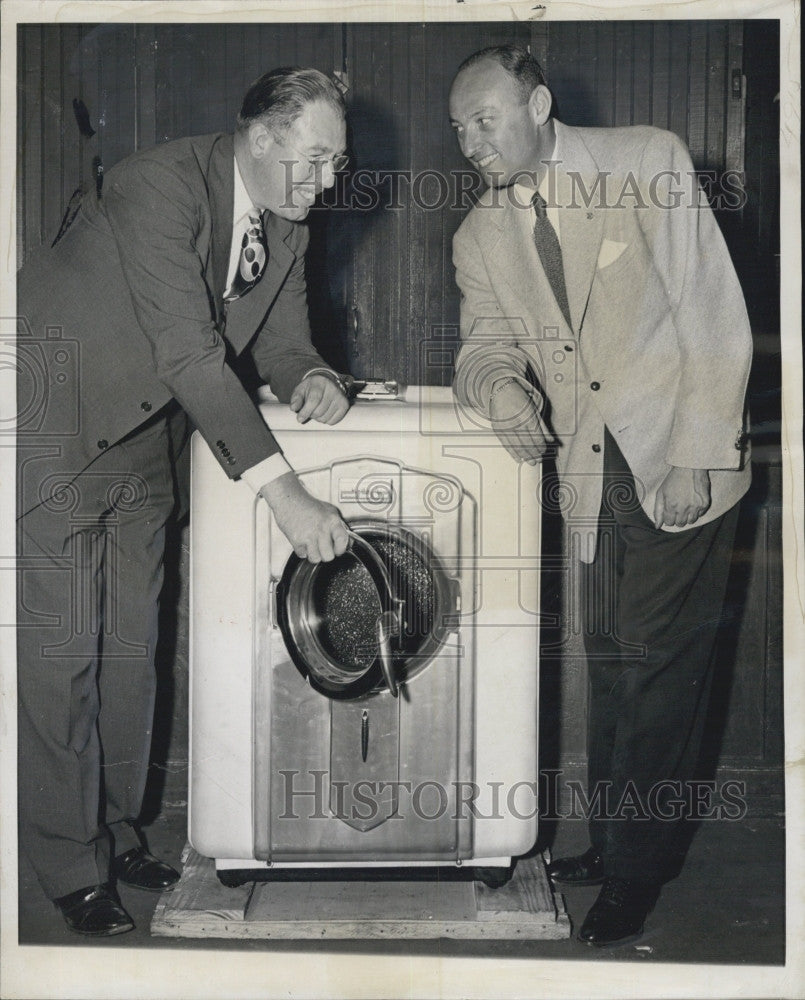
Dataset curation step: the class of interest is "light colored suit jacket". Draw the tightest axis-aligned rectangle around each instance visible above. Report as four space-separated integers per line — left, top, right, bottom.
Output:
453 122 752 560
17 133 328 516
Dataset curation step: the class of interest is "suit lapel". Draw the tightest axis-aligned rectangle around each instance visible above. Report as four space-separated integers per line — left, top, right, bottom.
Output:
223 211 296 354
553 123 605 337
487 200 567 337
207 134 235 326
485 124 606 340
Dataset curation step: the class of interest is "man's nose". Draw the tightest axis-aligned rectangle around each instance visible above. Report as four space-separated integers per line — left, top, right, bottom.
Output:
458 123 482 159
321 162 336 189
314 161 336 192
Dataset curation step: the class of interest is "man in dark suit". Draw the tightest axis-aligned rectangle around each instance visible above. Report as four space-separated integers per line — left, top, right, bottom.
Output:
17 67 353 935
449 47 751 946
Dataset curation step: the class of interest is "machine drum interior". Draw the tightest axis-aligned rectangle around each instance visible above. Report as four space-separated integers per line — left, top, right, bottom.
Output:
276 521 451 699
314 556 385 673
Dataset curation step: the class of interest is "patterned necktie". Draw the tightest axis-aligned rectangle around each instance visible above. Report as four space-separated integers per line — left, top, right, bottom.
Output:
227 212 268 301
531 190 571 330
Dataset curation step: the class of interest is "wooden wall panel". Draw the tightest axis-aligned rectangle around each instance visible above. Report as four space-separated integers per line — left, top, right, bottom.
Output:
706 22 729 168
18 26 43 262
344 20 532 384
134 25 157 151
41 27 65 245
668 23 691 141
535 20 738 171
650 21 671 130
687 23 709 165
595 23 616 128
742 20 780 256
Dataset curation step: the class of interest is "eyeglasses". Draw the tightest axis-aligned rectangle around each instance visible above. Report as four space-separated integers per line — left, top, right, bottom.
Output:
275 135 349 175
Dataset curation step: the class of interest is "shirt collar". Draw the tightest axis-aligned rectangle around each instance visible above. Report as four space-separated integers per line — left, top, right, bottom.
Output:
512 129 560 209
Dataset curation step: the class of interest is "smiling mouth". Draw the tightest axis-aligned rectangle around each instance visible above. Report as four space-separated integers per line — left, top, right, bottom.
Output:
294 187 317 204
474 153 498 169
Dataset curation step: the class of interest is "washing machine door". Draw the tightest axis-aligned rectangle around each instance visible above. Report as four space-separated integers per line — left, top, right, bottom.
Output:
276 519 457 699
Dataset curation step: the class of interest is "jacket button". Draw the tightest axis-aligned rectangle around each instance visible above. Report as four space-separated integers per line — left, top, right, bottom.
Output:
98 439 108 450
564 344 573 352
141 401 152 412
590 381 600 391
592 443 601 453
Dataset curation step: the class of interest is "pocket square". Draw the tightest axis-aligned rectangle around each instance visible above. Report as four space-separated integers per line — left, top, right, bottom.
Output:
597 239 629 269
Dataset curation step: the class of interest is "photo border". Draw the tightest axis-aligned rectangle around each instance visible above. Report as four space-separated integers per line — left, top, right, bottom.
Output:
1 2 801 997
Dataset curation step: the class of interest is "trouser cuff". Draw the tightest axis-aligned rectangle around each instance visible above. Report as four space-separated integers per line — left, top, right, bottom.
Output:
41 853 106 902
107 820 142 856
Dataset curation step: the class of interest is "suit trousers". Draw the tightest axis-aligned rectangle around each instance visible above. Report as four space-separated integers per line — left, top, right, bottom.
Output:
581 428 739 884
17 404 189 899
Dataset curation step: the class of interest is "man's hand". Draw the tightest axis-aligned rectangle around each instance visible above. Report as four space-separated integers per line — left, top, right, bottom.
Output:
289 373 350 425
653 467 711 528
262 471 349 562
489 380 548 465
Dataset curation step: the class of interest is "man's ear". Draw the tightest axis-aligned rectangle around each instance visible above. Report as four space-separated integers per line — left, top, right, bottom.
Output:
527 84 553 127
248 121 272 160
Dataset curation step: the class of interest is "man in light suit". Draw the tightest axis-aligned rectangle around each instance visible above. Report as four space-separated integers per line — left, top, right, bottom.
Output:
17 67 353 936
449 46 751 946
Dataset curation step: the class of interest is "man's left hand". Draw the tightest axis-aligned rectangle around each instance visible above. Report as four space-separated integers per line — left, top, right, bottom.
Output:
653 467 711 528
289 374 350 425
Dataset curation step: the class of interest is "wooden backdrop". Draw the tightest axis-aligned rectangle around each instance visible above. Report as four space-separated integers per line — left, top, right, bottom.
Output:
16 20 782 816
17 19 771 380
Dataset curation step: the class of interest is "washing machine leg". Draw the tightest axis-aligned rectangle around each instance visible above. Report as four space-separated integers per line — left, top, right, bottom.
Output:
217 869 259 888
474 862 514 890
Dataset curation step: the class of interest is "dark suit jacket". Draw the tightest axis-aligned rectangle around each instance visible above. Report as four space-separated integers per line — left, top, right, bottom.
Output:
17 132 328 516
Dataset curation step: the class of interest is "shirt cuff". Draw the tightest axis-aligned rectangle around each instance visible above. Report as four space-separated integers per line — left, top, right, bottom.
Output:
241 452 293 494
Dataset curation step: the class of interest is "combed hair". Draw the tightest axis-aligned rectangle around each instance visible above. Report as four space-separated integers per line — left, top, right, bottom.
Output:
237 67 345 134
455 45 547 102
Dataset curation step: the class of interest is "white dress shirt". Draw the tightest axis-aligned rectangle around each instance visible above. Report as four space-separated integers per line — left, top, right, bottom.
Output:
512 131 561 246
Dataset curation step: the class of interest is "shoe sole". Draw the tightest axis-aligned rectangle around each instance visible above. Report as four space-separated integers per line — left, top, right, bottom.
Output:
117 882 178 893
66 921 135 936
578 927 644 948
549 876 605 888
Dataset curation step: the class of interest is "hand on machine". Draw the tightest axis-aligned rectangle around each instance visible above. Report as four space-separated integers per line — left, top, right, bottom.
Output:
289 372 352 425
262 471 350 563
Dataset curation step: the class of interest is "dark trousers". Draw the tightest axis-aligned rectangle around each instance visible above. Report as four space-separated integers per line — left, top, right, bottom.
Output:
581 429 739 883
17 405 188 899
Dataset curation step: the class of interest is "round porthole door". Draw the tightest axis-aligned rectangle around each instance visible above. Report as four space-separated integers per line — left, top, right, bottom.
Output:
276 519 458 699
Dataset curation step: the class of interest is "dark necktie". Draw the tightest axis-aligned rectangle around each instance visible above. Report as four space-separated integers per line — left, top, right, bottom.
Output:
531 190 571 330
227 212 268 301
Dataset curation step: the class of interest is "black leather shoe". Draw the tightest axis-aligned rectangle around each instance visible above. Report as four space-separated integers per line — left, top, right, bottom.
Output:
54 884 135 936
577 876 658 947
547 846 604 886
112 846 180 892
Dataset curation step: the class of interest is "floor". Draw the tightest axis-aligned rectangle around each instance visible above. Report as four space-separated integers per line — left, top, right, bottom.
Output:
17 807 785 966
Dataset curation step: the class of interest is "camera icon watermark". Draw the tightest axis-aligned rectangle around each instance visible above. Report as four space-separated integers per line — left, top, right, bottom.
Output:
420 317 579 439
0 316 81 436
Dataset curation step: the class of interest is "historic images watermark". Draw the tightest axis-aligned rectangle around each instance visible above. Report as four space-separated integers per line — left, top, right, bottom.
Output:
277 768 748 824
281 161 748 214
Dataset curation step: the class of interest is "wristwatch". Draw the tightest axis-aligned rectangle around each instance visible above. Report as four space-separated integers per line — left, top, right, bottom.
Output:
304 367 355 398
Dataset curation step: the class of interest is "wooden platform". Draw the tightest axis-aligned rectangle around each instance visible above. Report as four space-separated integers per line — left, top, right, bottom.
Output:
151 848 571 940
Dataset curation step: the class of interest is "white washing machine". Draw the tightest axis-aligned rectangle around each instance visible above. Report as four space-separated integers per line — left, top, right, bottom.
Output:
189 384 541 883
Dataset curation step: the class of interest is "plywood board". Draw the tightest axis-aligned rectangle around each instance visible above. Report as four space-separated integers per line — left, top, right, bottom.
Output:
151 849 570 940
